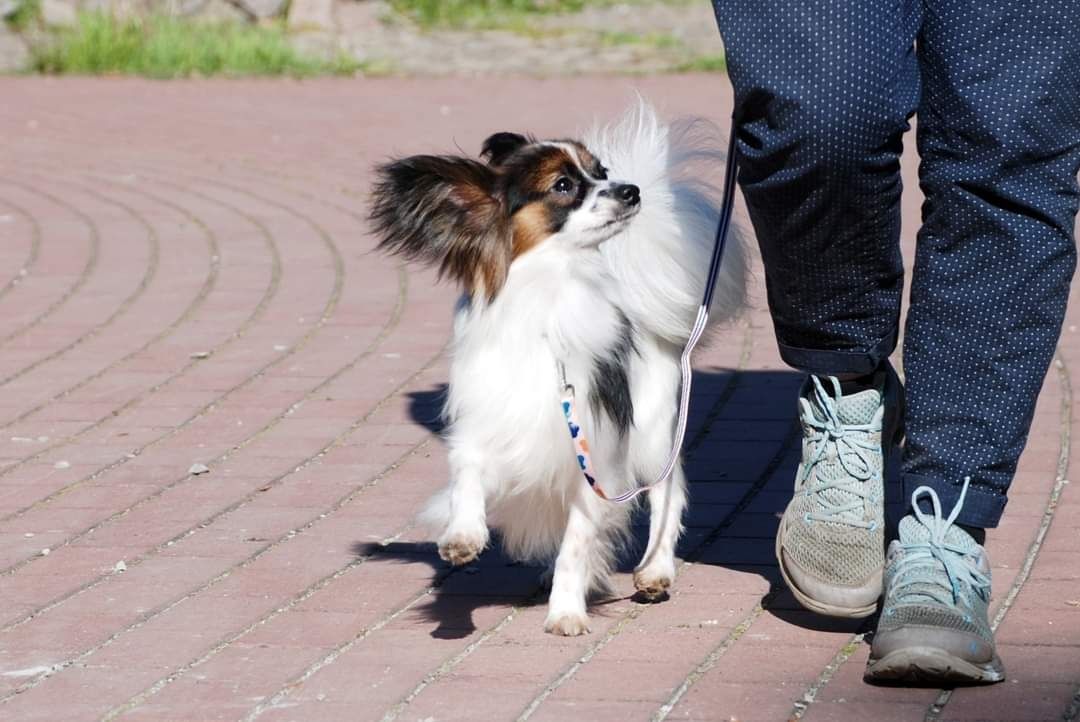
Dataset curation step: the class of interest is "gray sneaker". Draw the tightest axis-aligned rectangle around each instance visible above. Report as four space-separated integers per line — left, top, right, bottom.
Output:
866 479 1004 684
776 367 903 618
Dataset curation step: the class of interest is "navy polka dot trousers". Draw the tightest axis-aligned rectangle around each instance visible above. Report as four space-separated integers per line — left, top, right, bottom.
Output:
712 0 1080 528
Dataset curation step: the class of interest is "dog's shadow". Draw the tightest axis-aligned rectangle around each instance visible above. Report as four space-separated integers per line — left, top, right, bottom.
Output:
352 537 548 640
407 386 448 435
359 372 902 640
351 386 551 640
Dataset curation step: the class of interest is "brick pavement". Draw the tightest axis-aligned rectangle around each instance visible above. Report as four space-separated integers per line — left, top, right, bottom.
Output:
0 77 1078 722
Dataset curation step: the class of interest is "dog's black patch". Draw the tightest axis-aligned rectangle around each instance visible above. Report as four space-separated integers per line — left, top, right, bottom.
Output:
589 312 635 436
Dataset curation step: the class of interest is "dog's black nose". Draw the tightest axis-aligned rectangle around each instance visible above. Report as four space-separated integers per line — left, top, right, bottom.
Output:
617 183 640 206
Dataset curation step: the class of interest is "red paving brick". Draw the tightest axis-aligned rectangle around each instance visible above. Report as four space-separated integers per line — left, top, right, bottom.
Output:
0 76 1078 722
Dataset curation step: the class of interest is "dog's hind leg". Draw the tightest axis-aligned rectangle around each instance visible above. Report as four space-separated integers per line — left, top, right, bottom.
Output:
629 345 687 601
634 463 687 600
436 448 490 566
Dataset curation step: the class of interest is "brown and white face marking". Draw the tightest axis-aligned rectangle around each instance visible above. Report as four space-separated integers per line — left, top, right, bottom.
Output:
370 134 640 303
484 136 641 258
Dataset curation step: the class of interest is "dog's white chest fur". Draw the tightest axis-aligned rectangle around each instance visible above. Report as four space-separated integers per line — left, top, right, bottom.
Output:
445 245 625 498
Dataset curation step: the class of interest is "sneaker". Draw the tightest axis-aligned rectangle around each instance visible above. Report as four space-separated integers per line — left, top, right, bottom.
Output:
776 366 903 618
865 478 1004 684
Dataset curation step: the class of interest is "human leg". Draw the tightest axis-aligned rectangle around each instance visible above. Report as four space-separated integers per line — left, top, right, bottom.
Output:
869 0 1080 681
712 0 921 616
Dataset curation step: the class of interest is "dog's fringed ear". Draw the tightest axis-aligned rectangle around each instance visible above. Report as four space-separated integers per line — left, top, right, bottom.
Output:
370 155 510 301
480 132 530 166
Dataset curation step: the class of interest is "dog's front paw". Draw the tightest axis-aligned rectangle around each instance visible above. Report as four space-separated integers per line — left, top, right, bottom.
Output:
633 563 674 601
544 610 591 636
437 528 488 566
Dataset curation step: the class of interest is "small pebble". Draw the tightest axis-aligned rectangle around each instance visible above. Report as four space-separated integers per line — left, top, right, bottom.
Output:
114 561 127 573
190 351 211 360
189 463 210 475
54 461 71 470
40 548 50 556
273 344 288 352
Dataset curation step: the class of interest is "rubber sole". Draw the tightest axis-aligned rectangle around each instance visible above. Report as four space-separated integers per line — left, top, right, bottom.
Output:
865 646 1005 685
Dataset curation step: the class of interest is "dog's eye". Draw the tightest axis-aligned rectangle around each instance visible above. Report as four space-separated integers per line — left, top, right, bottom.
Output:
553 177 575 194
595 166 608 180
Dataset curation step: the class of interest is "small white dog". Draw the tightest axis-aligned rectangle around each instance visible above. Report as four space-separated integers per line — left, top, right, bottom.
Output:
369 103 745 635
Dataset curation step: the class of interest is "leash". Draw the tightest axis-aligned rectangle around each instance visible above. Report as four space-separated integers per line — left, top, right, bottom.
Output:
560 129 739 504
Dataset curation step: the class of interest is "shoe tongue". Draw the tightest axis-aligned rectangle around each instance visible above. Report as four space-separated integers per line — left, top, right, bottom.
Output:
802 382 881 524
898 514 979 553
834 387 881 426
893 514 984 604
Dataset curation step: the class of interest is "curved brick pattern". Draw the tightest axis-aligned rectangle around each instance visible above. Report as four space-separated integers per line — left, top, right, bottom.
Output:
0 77 1076 722
0 196 41 306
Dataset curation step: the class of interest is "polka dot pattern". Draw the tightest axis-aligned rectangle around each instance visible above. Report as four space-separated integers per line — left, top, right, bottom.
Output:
713 0 1080 527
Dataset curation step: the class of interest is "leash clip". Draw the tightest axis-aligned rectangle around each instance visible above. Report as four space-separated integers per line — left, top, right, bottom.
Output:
557 360 574 397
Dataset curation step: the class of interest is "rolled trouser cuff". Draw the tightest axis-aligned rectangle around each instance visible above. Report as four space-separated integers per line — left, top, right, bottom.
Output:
777 331 897 377
903 473 1008 529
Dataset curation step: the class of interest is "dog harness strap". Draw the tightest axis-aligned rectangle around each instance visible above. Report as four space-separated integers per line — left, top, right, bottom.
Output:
561 128 739 504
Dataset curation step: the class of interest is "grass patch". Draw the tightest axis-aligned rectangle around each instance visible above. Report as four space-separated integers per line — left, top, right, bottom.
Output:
597 30 681 49
675 53 725 72
389 0 586 29
384 0 702 42
386 0 685 30
4 0 41 31
31 11 361 77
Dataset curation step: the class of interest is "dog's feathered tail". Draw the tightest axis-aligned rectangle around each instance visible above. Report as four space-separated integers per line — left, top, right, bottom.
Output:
587 99 748 346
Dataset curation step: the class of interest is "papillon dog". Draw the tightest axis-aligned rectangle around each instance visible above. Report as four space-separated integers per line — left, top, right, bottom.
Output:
369 103 746 635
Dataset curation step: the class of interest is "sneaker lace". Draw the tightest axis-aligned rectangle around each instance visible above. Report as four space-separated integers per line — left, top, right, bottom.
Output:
889 478 991 609
800 376 879 528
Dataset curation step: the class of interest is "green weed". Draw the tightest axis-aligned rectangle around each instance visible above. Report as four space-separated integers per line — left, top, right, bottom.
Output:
388 0 579 29
675 53 726 72
597 30 681 49
4 0 41 31
31 12 361 77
